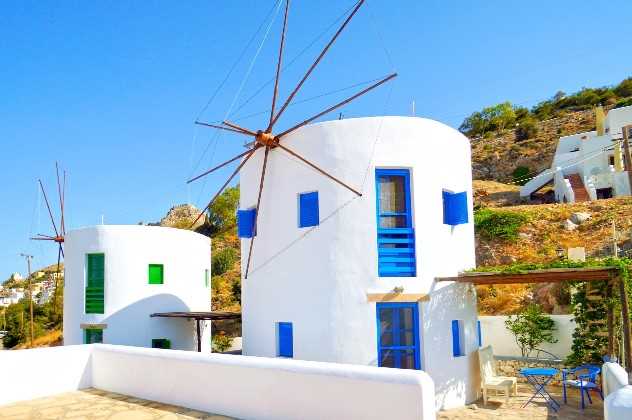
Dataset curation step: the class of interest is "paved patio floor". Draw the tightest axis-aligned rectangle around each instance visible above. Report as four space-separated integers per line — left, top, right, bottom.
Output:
439 385 603 420
0 388 237 420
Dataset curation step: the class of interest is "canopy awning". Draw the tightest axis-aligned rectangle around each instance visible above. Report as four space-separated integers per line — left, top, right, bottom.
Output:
150 311 241 352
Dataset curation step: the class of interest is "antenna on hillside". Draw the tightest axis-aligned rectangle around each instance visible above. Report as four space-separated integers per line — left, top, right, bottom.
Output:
30 162 66 318
189 0 397 279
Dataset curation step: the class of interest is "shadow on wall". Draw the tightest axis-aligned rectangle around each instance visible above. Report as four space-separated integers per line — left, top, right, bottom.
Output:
423 281 479 409
100 294 203 351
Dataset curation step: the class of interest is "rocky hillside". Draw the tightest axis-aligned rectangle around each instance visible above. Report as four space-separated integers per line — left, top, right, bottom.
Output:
473 180 632 314
471 109 596 182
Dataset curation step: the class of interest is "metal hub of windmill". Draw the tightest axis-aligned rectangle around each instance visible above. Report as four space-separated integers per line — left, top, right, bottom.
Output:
188 0 396 278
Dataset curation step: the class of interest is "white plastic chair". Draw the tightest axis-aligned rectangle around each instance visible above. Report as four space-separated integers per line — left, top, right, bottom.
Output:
478 345 518 404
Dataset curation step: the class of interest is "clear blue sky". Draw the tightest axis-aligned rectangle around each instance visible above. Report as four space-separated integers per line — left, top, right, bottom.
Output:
2 0 632 277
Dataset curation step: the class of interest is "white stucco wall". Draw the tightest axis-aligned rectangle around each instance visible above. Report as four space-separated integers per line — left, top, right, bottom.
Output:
63 225 211 352
240 116 476 410
0 345 93 406
0 344 437 420
479 315 575 358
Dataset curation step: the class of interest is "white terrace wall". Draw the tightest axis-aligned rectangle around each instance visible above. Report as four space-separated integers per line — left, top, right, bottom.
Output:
0 345 93 406
479 315 575 358
0 344 436 420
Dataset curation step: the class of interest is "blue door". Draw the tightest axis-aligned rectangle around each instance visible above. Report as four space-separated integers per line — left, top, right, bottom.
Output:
376 302 421 370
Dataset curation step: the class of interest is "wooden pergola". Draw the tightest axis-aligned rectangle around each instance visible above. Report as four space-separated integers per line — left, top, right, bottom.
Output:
437 266 632 382
150 311 241 352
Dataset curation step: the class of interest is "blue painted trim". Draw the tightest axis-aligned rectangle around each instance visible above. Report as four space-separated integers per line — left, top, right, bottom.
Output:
375 169 416 277
237 209 256 238
298 191 319 228
477 320 482 347
376 302 421 370
452 320 463 357
277 322 293 358
442 190 469 226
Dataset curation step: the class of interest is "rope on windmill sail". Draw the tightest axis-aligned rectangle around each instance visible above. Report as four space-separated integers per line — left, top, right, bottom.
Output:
190 0 283 178
191 0 284 208
229 74 392 123
365 0 397 73
228 0 362 120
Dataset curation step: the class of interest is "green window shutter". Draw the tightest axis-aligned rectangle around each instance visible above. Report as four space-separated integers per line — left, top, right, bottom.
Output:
205 269 209 287
85 254 105 314
84 329 103 344
148 264 164 284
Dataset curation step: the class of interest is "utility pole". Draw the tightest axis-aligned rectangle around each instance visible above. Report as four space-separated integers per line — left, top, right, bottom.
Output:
20 253 34 347
623 125 632 195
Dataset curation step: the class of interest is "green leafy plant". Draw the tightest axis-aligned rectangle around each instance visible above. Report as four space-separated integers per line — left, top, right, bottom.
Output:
512 166 531 186
474 208 528 241
212 248 238 276
505 304 557 357
212 332 234 353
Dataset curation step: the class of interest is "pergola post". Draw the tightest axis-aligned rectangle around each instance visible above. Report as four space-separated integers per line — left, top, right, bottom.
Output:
196 319 201 353
618 275 632 384
607 280 615 359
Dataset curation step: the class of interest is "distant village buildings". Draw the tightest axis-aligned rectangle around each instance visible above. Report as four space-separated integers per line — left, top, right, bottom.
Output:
521 105 632 202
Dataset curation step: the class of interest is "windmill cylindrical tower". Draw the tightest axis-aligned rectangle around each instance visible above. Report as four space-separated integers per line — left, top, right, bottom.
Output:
240 116 478 410
63 225 211 352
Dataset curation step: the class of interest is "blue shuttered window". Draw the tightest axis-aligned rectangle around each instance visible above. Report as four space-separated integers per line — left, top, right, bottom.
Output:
375 169 416 277
237 209 256 238
452 320 465 357
277 322 293 358
442 190 469 226
477 320 482 347
299 191 319 227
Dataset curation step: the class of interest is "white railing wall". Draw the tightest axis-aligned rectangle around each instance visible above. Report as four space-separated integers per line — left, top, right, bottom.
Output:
0 344 436 420
603 362 632 420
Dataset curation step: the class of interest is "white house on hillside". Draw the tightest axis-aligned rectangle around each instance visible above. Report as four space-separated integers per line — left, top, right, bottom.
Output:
239 116 479 410
521 105 632 202
63 225 212 352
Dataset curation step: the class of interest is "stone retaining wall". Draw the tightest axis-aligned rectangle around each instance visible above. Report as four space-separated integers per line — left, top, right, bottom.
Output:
495 356 567 386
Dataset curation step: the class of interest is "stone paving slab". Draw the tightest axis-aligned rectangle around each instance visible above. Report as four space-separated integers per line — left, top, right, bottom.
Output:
439 385 603 420
0 388 237 420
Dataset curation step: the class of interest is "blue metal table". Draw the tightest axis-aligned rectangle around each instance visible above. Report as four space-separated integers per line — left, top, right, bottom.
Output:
520 367 561 411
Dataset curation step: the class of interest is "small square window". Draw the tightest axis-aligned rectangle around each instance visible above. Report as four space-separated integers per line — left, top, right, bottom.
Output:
205 269 210 287
152 338 171 349
299 191 319 228
148 264 164 285
84 328 103 344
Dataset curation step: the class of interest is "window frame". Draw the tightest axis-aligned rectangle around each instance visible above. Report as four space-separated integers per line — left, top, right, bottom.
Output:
148 263 164 285
376 302 421 370
375 168 413 229
84 328 103 344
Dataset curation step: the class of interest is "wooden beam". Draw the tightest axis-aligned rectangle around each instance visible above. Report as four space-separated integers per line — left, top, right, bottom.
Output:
436 267 617 285
366 293 429 303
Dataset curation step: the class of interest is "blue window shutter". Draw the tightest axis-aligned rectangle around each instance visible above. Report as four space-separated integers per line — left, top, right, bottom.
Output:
477 320 482 347
451 320 461 357
443 190 469 226
237 209 256 238
278 322 293 358
299 192 319 227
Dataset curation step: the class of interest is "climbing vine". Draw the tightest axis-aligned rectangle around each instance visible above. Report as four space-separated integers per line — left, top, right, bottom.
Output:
471 257 632 365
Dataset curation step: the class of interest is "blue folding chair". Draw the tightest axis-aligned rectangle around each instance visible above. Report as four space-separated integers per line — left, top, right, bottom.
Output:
562 365 603 409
